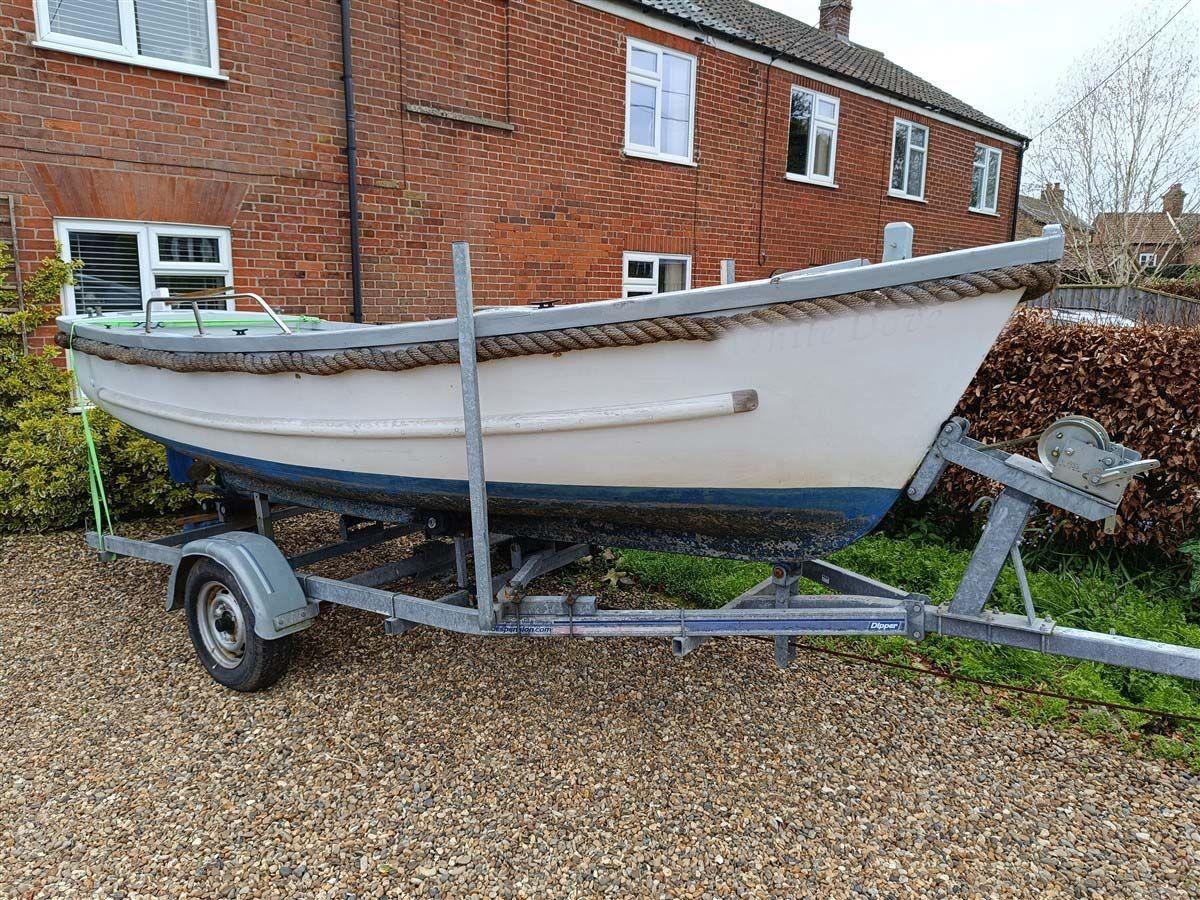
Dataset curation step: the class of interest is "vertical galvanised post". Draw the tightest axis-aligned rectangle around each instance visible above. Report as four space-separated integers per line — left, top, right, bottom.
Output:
453 536 469 589
253 492 274 541
773 564 798 668
452 242 495 631
948 487 1036 615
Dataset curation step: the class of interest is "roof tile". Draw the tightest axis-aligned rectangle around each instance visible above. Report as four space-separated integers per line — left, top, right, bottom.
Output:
628 0 1025 139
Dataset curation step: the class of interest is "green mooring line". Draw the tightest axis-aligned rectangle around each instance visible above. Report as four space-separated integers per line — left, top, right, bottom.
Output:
69 322 114 552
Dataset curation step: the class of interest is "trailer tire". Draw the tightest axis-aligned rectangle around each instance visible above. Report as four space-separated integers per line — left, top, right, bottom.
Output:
184 558 293 692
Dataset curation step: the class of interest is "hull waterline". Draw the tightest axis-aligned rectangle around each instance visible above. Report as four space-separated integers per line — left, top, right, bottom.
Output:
152 431 902 559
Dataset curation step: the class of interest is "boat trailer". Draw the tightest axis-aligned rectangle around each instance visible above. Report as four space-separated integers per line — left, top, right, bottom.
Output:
85 244 1200 690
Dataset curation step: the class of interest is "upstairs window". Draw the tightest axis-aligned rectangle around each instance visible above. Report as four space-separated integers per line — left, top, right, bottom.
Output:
624 38 696 165
34 0 221 78
786 87 839 185
622 253 691 298
56 219 232 315
970 145 1002 214
1138 252 1158 267
889 119 928 201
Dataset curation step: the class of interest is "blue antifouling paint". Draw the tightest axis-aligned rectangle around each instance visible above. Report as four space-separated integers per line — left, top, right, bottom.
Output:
166 447 197 484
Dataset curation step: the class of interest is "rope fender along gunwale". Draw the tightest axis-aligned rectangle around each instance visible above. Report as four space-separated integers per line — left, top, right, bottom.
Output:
56 263 1060 377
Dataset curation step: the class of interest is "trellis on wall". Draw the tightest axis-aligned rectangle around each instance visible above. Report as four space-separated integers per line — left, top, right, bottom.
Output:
0 194 27 352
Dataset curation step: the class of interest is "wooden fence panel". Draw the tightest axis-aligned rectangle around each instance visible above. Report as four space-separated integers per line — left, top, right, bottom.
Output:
1028 283 1200 326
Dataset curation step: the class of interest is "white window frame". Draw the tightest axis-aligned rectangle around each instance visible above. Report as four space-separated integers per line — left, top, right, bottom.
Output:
56 218 233 316
889 118 929 203
785 86 839 187
621 252 692 298
1138 252 1158 267
32 0 225 80
624 37 697 166
969 144 1003 215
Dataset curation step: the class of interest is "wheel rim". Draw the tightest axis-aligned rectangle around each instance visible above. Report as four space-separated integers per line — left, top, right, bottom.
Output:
197 580 247 669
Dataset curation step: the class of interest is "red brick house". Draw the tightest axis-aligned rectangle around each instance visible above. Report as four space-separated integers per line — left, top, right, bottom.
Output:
1093 184 1200 275
0 0 1024 342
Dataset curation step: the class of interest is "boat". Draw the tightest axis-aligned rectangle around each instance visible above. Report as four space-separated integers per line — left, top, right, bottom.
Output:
58 223 1064 562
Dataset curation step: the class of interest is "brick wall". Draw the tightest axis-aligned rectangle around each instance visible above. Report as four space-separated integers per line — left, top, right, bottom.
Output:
0 0 1019 331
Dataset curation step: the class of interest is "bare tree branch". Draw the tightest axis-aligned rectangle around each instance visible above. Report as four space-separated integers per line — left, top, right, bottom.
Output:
1022 3 1199 284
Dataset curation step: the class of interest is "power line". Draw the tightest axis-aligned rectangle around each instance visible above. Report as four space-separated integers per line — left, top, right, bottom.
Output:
1032 0 1195 141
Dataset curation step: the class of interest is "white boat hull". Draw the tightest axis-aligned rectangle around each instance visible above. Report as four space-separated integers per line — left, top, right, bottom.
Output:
70 289 1024 559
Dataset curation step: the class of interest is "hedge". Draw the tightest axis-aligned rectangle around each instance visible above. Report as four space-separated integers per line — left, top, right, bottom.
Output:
1148 277 1200 302
943 309 1199 551
0 241 192 533
0 349 194 533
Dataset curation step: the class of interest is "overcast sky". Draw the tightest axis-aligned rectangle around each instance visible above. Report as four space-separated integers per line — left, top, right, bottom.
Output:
755 0 1189 133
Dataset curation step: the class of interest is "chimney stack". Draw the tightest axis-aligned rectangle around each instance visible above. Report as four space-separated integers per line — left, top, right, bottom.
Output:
818 0 852 43
1162 182 1185 218
1041 182 1065 211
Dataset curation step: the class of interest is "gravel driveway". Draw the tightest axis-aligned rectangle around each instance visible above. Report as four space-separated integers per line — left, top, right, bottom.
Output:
2 518 1198 899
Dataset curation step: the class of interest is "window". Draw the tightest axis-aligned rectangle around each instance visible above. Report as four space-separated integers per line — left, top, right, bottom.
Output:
33 0 221 78
1138 252 1158 267
786 87 839 185
56 220 233 315
622 253 691 298
970 145 1002 214
624 38 696 165
889 119 928 201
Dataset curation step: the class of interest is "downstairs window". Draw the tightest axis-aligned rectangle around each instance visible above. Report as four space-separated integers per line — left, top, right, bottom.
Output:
622 253 691 298
56 219 233 315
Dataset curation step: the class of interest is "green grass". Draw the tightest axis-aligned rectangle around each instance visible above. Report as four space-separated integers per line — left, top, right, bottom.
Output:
615 533 1200 764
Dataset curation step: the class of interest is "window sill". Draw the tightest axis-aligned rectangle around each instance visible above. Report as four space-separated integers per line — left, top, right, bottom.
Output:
888 189 927 204
785 173 838 189
32 38 227 80
968 207 1000 217
622 148 697 168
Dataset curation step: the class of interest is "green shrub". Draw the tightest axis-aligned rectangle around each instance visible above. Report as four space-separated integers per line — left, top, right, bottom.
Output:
0 243 193 533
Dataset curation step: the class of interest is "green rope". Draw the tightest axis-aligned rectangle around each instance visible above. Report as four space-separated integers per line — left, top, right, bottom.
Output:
68 323 114 551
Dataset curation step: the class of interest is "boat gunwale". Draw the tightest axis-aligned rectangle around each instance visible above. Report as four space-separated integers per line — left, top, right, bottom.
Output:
58 228 1065 354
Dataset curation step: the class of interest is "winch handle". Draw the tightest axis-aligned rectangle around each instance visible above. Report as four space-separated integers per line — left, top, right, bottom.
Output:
1095 458 1160 485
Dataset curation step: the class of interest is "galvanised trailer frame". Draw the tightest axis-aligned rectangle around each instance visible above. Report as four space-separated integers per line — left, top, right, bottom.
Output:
86 241 1200 690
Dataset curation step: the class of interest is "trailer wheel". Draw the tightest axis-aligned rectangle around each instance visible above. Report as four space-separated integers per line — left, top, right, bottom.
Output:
184 558 293 692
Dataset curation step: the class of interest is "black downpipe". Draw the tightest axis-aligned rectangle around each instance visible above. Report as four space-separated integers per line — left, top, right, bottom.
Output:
339 0 364 323
1010 138 1027 242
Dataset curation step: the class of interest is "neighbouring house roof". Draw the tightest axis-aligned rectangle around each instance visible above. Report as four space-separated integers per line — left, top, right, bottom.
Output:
1018 194 1089 232
1093 211 1200 248
625 0 1026 141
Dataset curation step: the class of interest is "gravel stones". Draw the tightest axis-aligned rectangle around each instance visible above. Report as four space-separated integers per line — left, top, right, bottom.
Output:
2 517 1198 898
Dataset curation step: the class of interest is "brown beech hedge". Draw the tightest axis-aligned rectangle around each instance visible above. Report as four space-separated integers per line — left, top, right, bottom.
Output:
945 309 1199 551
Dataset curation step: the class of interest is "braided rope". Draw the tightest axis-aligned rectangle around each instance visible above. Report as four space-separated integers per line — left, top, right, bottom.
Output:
57 263 1058 376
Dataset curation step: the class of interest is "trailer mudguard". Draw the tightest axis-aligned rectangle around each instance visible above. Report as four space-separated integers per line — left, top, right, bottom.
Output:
166 531 317 639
